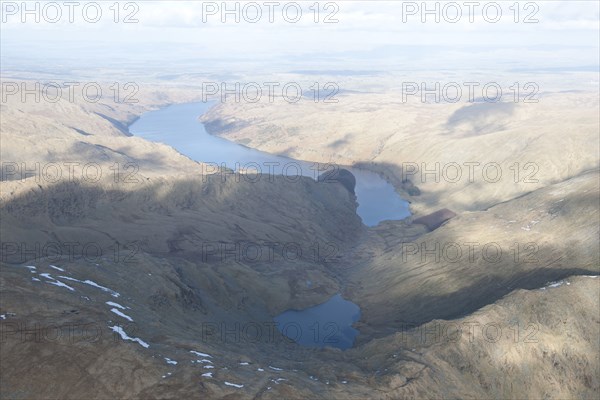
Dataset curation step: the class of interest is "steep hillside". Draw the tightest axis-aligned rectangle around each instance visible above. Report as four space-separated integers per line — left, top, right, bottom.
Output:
345 169 599 331
1 83 598 399
201 91 600 215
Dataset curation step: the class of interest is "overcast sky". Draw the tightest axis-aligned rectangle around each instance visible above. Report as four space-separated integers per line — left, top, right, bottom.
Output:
1 1 599 74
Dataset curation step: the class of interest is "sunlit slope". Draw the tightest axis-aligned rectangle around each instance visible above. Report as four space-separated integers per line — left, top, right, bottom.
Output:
346 169 599 330
201 91 600 215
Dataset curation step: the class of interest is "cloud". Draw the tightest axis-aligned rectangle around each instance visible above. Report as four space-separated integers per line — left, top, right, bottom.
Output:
1 1 598 73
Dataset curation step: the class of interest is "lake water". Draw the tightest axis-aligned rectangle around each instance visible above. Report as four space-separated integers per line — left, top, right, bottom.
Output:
129 101 408 349
273 294 360 349
128 102 410 227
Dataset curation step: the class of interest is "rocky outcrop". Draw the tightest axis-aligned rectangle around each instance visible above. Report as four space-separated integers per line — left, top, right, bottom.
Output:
318 168 357 194
412 208 457 231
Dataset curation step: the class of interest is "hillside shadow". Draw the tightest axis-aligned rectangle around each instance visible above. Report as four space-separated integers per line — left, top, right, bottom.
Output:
0 172 364 267
347 172 599 342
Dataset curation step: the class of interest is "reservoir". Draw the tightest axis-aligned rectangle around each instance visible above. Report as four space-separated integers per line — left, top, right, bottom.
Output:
128 102 411 227
129 101 409 349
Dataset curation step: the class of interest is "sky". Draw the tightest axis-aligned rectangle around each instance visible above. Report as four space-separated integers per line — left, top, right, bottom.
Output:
1 1 599 75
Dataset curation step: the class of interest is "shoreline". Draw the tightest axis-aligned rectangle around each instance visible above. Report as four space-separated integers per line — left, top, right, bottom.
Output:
128 100 413 226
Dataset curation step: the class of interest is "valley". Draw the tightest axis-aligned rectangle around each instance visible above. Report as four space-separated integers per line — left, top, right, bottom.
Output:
1 80 598 399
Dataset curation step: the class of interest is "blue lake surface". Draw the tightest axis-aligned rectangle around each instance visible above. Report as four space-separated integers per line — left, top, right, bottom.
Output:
128 102 410 227
273 294 360 349
129 101 410 349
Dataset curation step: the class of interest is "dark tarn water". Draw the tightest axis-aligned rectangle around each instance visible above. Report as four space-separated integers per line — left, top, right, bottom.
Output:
273 294 360 349
129 102 409 349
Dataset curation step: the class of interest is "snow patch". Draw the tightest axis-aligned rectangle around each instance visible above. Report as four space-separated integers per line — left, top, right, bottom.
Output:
224 381 244 388
109 325 149 348
190 350 212 358
110 308 133 322
49 265 65 272
59 276 120 297
164 357 177 365
106 301 126 310
201 372 213 378
47 279 76 291
83 280 120 297
540 280 568 290
269 366 283 371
